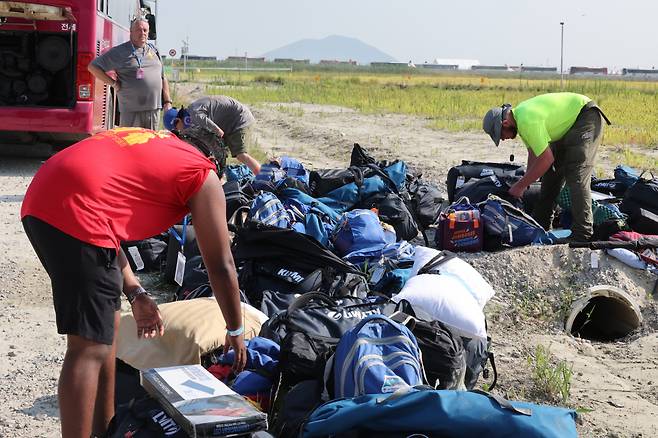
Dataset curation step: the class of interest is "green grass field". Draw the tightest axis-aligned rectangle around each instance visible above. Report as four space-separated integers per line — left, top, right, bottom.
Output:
168 68 658 168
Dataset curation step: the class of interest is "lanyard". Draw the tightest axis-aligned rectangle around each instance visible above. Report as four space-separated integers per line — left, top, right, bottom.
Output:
131 43 146 69
169 215 189 252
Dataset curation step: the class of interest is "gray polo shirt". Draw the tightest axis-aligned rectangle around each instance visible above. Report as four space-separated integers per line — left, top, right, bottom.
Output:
91 41 163 112
187 96 255 135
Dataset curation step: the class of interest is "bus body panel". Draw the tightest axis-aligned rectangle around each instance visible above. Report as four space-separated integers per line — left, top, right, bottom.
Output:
0 0 140 145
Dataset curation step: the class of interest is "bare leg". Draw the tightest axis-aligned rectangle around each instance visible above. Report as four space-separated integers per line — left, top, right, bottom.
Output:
59 335 112 438
92 311 120 436
237 152 261 175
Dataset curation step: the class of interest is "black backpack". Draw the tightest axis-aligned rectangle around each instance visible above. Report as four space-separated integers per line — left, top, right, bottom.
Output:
390 313 466 390
163 222 200 283
223 179 256 221
106 396 187 438
259 292 412 384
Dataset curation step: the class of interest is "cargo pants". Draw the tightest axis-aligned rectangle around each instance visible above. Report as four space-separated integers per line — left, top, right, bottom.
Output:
532 103 607 241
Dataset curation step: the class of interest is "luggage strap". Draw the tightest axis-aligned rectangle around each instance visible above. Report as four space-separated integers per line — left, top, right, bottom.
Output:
417 251 458 275
470 389 532 416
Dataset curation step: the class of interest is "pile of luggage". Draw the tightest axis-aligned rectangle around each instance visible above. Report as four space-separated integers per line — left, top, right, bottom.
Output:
111 144 584 437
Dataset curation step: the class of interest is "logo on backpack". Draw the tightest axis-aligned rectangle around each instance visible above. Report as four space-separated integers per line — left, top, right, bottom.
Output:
276 268 305 284
152 411 182 435
479 168 494 177
381 375 408 393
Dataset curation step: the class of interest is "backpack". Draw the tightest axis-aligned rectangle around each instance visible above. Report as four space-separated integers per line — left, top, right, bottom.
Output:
106 396 187 438
332 314 424 398
248 191 292 228
175 255 209 300
446 160 525 203
358 192 419 242
223 179 256 221
406 177 445 230
390 312 466 390
480 195 552 250
332 209 390 258
259 293 412 384
224 164 255 185
454 174 521 205
435 197 484 252
301 387 578 438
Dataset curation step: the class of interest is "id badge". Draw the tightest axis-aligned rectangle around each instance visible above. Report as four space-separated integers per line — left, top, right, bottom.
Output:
174 251 186 286
136 68 145 80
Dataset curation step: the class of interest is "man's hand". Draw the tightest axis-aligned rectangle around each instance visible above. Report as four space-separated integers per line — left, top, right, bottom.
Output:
508 182 527 199
163 101 173 111
224 333 247 373
131 294 164 338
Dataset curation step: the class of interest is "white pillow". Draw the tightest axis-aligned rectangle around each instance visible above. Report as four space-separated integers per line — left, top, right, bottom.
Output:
394 274 487 339
409 246 495 308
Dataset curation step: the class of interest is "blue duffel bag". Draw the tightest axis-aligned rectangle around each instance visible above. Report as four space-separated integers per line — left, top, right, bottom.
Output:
302 387 578 438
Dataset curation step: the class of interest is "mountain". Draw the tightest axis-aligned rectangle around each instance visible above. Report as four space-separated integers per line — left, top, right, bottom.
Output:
262 35 397 65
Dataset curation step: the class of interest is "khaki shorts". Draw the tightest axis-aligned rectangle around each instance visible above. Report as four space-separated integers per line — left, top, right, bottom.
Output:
119 109 161 130
224 128 249 157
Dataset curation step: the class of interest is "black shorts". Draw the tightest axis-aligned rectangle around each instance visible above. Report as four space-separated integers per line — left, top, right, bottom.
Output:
22 216 122 345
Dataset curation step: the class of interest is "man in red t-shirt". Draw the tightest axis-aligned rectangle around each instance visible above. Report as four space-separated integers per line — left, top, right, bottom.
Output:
21 127 246 438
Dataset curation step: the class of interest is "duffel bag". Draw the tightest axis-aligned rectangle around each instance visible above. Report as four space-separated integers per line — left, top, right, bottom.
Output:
446 160 525 202
121 236 167 272
358 192 419 242
301 387 578 438
309 166 364 197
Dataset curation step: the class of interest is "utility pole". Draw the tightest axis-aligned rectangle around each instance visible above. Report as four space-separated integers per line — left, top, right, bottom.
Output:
244 51 248 70
182 37 189 74
560 21 565 89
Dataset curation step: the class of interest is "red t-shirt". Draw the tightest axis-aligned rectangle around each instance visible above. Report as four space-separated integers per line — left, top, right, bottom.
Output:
21 128 215 250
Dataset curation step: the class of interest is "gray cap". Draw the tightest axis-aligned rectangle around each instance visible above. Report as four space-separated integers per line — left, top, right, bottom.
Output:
482 104 510 146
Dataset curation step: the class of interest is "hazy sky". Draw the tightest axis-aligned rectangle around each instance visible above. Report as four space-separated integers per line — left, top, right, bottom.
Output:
156 0 657 70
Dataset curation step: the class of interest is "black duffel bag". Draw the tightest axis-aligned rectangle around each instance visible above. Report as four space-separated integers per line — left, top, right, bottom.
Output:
620 177 658 234
309 166 364 197
260 292 412 384
120 236 167 273
447 160 525 203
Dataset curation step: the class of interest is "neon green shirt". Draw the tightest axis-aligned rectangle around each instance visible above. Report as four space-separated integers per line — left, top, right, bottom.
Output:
512 93 591 156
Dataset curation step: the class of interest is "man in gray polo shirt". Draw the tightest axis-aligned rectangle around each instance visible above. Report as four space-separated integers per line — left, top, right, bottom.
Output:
88 17 172 129
164 95 261 174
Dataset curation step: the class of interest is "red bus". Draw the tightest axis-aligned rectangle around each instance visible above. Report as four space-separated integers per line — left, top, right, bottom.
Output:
0 0 155 147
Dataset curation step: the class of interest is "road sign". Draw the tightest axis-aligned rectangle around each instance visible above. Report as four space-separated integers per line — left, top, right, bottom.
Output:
169 48 177 57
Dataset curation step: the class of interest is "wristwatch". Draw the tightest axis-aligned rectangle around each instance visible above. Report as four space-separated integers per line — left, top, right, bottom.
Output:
127 286 150 304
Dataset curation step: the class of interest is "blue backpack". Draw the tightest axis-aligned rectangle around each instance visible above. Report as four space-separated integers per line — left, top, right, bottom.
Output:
332 209 390 259
332 314 423 398
224 164 254 184
248 192 291 228
302 387 578 438
480 195 553 250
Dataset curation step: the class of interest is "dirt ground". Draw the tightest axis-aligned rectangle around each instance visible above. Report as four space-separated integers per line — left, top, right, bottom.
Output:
1 91 657 436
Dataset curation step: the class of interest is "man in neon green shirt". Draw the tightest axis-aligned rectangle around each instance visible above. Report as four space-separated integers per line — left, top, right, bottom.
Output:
482 92 610 241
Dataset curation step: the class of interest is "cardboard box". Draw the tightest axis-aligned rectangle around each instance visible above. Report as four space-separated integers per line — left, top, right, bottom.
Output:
141 365 267 437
